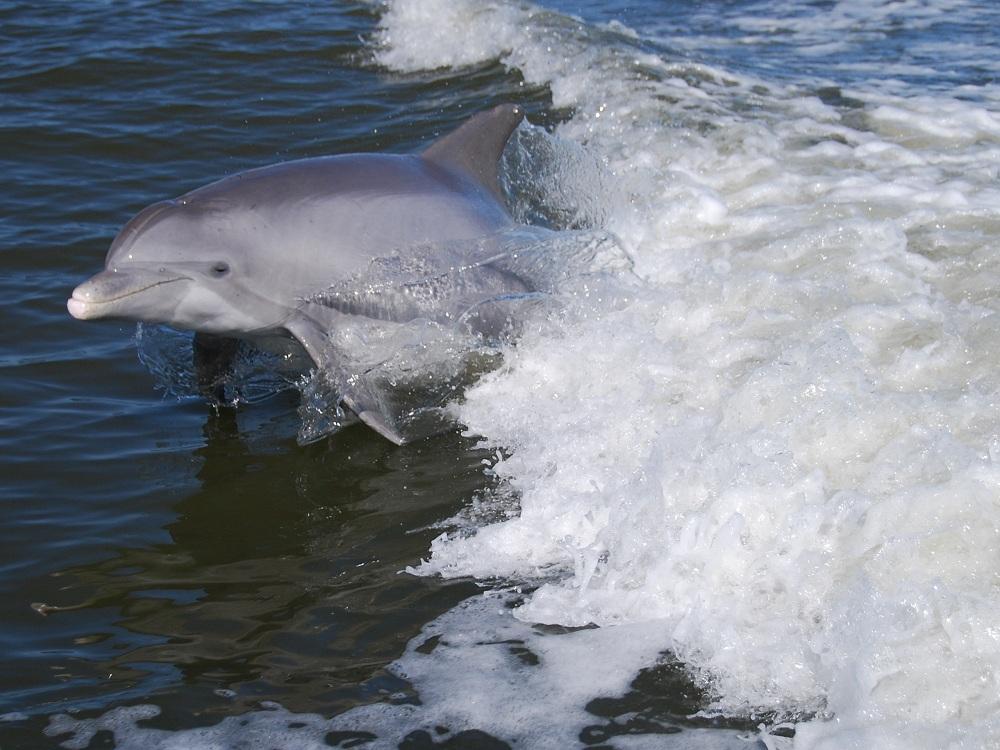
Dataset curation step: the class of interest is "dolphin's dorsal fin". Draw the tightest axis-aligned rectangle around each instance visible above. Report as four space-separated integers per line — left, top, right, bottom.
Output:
420 104 524 203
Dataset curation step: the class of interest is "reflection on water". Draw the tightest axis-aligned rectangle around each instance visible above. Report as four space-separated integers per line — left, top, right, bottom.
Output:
8 410 487 746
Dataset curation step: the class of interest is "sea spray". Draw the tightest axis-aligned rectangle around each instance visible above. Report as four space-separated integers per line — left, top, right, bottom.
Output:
379 0 1000 747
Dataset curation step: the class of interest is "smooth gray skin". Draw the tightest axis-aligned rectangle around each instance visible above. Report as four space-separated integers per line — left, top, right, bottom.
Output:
68 104 530 444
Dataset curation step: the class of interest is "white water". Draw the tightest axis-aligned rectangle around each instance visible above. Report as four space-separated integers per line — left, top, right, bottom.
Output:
380 0 1000 748
47 0 1000 748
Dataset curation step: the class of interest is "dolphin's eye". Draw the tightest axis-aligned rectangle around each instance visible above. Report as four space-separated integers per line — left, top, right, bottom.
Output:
211 262 230 277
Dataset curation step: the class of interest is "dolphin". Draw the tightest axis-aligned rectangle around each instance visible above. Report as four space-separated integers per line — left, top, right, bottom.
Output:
68 104 534 445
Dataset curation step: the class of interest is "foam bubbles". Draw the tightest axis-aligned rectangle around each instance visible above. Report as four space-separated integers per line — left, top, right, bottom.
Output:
376 0 1000 747
374 0 524 72
44 593 767 749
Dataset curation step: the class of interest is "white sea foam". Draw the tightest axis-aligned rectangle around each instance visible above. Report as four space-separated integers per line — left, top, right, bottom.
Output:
375 0 1000 748
45 592 765 749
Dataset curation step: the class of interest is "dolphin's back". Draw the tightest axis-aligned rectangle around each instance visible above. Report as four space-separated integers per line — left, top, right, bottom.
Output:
181 154 509 276
179 103 527 276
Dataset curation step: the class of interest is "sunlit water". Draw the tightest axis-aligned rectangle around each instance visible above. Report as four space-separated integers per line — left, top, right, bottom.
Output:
2 1 999 749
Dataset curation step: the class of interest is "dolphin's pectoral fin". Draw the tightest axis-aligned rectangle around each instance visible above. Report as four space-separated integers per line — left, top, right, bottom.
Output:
285 310 408 446
284 309 339 371
193 333 241 403
341 393 408 446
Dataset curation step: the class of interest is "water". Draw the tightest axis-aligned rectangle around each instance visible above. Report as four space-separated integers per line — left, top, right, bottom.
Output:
2 1 999 748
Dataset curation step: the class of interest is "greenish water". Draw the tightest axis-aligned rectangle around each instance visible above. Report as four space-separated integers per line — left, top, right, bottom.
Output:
0 2 547 745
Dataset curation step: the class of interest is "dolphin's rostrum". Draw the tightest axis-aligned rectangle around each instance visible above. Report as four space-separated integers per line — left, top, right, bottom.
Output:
69 104 535 444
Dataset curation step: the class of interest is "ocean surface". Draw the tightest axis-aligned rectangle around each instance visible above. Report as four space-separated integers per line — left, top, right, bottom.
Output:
2 1 1000 748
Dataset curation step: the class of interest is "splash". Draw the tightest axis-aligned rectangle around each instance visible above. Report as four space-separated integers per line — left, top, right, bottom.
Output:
376 0 1000 748
296 219 633 444
135 186 634 446
134 323 299 407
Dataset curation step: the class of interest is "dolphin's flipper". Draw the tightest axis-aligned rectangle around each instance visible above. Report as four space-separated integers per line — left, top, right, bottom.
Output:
193 333 241 403
421 104 524 203
283 312 331 368
285 311 408 446
342 395 408 446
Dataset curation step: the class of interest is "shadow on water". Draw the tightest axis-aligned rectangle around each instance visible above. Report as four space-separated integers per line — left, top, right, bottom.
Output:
5 406 488 747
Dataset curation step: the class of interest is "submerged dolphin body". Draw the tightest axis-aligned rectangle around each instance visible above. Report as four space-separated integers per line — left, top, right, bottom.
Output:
68 105 534 444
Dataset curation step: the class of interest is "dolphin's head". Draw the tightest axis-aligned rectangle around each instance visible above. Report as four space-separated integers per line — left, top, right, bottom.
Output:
68 196 289 336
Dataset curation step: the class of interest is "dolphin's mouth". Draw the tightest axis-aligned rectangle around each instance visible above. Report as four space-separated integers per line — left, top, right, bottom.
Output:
68 269 188 320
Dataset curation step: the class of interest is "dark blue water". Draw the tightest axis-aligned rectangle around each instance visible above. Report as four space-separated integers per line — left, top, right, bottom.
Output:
2 1 998 748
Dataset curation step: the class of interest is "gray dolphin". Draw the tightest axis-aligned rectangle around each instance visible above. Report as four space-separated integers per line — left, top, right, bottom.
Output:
68 104 533 444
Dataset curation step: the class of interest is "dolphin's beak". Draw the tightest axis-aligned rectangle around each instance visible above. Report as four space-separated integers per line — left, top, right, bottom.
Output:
68 268 187 320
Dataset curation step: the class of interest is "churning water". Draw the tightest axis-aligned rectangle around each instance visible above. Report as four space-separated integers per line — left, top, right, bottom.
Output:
2 1 999 748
